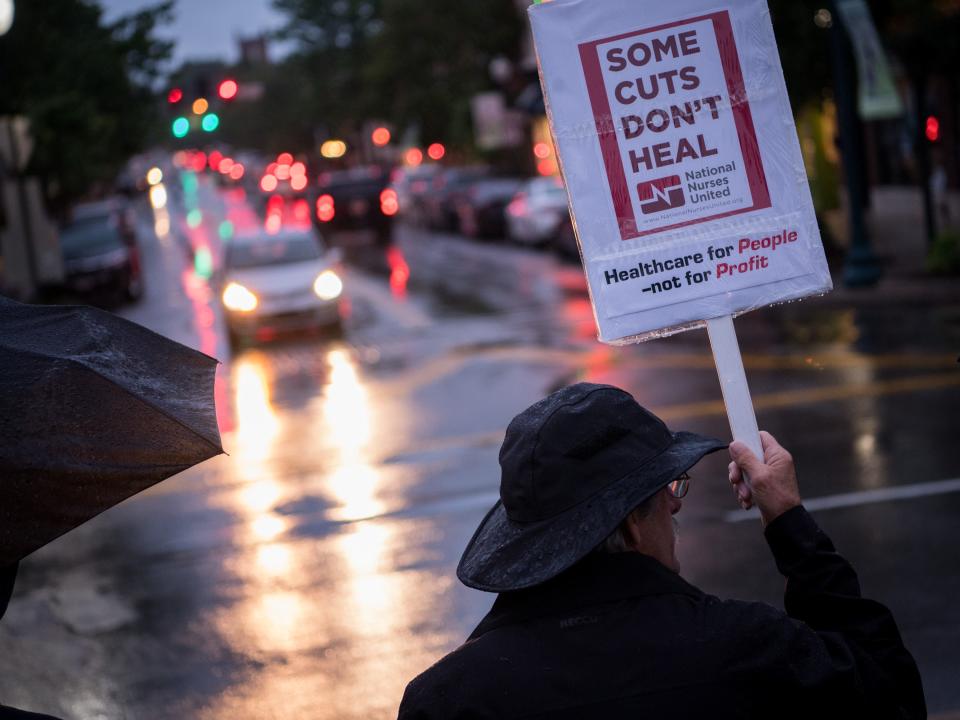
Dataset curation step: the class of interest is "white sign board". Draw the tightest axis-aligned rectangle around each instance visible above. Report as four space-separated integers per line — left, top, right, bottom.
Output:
529 0 832 344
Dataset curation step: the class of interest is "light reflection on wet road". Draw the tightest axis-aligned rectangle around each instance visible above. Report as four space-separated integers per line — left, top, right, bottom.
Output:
1 175 959 719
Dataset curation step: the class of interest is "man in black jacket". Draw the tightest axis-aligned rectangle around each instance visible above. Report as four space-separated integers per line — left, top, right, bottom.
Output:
398 383 925 719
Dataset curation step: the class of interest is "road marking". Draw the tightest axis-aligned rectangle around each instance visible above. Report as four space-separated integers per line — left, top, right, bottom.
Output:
658 371 960 422
724 477 960 523
419 346 958 372
375 477 960 526
370 371 960 511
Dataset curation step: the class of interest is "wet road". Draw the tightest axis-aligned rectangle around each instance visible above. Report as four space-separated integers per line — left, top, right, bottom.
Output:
2 173 960 719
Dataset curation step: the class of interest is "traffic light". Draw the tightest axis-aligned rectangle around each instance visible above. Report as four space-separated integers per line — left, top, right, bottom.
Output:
218 79 239 101
427 143 446 161
171 117 189 138
167 88 183 104
201 113 220 132
926 115 940 143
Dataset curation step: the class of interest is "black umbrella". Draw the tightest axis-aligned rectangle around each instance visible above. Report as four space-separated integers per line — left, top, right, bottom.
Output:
0 296 223 567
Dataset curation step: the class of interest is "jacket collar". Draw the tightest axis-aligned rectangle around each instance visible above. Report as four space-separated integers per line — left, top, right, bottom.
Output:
468 552 703 641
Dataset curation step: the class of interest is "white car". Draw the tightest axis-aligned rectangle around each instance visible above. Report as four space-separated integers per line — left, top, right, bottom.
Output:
220 228 344 347
505 177 570 247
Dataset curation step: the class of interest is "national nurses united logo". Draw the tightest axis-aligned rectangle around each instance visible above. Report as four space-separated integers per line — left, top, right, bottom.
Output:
637 176 685 214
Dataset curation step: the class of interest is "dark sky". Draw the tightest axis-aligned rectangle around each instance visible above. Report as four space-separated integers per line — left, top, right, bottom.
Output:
100 0 287 65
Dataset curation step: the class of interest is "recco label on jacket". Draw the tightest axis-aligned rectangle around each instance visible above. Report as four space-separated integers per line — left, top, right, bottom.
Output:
529 0 832 343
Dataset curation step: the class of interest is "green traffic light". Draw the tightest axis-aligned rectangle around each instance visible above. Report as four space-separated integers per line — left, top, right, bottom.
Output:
172 117 190 138
201 113 220 132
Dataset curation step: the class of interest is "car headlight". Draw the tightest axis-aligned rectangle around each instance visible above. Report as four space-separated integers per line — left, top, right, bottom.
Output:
222 282 258 312
313 270 343 301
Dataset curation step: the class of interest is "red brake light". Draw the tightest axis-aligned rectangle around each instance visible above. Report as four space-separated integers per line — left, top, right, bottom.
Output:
380 188 399 216
508 194 528 217
260 175 279 192
317 194 335 222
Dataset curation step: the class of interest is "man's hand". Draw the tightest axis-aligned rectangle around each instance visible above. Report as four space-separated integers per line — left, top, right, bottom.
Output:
728 431 801 527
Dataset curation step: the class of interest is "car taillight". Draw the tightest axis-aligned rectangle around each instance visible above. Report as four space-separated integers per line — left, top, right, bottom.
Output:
507 194 528 217
316 194 335 222
380 188 399 216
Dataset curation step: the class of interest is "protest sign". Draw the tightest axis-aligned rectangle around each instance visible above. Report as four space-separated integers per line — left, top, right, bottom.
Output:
530 0 833 459
529 0 832 345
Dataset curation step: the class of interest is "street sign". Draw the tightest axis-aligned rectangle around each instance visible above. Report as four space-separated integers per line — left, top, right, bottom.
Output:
470 92 525 150
529 0 833 460
529 0 831 346
834 0 904 121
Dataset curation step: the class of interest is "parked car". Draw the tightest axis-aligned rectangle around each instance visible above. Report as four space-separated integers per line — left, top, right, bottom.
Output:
455 177 525 240
389 165 441 225
311 166 394 247
423 166 490 232
60 200 143 302
553 215 580 259
505 176 570 247
219 227 344 348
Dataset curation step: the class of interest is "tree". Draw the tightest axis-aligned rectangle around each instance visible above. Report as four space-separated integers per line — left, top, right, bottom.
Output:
272 0 386 137
0 0 173 212
364 0 523 148
272 0 523 150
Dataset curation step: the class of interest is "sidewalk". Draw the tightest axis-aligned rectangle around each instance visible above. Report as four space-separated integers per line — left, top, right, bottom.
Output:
816 186 960 308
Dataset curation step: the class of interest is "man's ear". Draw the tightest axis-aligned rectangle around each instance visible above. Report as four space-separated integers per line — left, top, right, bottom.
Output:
621 507 647 553
622 491 663 552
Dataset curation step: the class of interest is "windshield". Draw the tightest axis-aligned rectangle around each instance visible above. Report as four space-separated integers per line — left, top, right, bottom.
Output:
60 219 123 260
226 235 323 269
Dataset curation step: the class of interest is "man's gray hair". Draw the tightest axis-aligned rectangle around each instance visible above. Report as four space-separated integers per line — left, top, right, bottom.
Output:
594 494 657 554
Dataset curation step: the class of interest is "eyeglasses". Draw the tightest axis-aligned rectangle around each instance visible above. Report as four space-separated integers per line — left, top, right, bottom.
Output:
668 472 690 499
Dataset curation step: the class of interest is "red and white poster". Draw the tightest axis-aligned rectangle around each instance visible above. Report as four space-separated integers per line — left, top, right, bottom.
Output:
530 0 832 343
579 12 770 239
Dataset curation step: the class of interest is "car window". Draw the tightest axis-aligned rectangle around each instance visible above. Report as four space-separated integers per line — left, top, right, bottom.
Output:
60 219 124 259
227 235 323 269
529 178 566 198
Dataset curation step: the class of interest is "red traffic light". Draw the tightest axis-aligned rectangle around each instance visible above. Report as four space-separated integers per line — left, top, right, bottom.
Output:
167 88 183 104
218 79 239 101
926 115 940 143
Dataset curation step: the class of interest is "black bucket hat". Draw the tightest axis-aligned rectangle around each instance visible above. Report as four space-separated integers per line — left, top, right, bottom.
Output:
457 383 726 592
